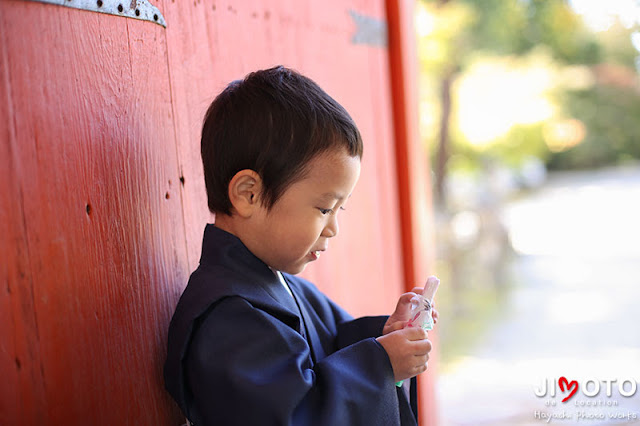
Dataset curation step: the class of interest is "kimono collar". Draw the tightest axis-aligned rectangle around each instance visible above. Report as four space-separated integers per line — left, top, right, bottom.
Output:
164 224 302 414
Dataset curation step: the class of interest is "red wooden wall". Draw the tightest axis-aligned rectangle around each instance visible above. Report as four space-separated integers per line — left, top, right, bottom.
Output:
0 0 435 424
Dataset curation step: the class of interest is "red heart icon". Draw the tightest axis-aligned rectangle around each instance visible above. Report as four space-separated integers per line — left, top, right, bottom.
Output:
559 376 578 402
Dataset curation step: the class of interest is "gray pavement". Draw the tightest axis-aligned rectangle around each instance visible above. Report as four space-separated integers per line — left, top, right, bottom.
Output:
436 166 640 426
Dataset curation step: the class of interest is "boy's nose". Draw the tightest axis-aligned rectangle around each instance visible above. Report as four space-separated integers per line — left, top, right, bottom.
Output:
322 215 339 238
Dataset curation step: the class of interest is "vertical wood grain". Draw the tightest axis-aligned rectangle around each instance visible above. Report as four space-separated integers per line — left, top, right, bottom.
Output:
1 22 47 423
1 1 187 423
2 0 433 424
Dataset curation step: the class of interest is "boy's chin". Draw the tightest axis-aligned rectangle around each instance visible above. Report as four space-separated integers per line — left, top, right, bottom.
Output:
280 262 307 275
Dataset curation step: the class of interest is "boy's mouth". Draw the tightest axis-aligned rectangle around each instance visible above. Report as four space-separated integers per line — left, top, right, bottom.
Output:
310 250 322 260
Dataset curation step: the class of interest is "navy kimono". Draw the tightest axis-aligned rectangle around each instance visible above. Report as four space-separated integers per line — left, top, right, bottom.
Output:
164 225 418 425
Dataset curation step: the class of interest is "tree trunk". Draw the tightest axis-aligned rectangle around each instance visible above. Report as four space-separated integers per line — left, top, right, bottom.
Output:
435 70 453 207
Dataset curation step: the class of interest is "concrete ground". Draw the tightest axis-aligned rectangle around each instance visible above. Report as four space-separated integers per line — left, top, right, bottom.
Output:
436 166 640 426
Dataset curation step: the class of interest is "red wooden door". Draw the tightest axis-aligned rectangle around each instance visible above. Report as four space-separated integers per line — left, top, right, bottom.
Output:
1 0 435 424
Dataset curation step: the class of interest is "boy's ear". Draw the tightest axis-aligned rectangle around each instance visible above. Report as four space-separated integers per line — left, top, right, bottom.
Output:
228 169 262 217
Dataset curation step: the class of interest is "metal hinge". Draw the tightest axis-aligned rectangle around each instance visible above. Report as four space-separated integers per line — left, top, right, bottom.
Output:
25 0 166 28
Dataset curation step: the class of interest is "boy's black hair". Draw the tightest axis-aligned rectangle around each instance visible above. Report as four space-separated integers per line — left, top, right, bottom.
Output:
201 65 363 215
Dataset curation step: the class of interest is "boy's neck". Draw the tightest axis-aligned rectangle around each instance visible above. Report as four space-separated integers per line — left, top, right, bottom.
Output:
212 214 239 238
214 214 276 272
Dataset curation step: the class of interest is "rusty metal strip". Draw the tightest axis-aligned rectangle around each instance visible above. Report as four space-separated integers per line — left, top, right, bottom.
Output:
24 0 166 28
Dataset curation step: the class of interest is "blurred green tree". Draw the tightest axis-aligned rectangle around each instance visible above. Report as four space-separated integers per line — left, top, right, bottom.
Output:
419 0 639 204
549 20 640 170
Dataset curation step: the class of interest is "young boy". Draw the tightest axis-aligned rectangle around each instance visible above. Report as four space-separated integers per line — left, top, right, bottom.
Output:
164 66 433 425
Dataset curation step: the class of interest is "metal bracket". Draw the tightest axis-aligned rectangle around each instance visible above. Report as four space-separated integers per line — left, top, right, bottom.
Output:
349 9 387 48
25 0 166 28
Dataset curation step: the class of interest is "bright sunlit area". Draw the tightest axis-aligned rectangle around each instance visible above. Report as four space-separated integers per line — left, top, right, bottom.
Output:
415 1 640 424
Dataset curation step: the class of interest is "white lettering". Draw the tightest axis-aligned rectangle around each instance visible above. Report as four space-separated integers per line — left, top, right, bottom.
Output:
574 399 618 407
602 378 615 397
583 378 600 397
619 378 637 397
576 411 604 420
534 377 639 399
608 411 638 421
534 379 548 397
534 410 572 423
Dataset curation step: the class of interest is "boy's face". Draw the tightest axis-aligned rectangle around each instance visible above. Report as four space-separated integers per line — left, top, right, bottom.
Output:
247 148 361 274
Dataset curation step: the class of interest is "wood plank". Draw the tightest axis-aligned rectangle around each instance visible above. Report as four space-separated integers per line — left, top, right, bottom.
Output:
0 13 48 422
1 1 187 423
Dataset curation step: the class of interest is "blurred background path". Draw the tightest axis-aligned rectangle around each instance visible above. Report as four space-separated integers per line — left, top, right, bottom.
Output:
436 166 640 425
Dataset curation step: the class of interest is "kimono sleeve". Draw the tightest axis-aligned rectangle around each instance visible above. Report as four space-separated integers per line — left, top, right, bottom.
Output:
335 316 388 349
292 277 388 349
184 296 402 426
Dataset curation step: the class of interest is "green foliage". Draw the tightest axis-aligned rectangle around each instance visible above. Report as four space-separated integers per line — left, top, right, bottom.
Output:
523 0 601 64
458 0 531 56
491 124 550 166
417 1 476 74
549 84 640 169
419 0 640 172
444 123 549 174
597 21 640 69
422 0 603 63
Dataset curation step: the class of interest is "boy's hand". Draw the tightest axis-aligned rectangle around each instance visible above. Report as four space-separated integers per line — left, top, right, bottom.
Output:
383 287 439 335
376 327 432 382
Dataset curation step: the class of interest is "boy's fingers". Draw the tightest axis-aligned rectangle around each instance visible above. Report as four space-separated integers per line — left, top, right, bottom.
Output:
403 327 428 341
412 363 428 375
411 339 432 355
385 321 406 333
410 287 424 295
413 353 430 365
397 292 418 306
391 292 419 319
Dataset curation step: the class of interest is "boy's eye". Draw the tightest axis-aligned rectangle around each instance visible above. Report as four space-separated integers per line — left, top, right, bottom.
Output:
318 207 346 215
